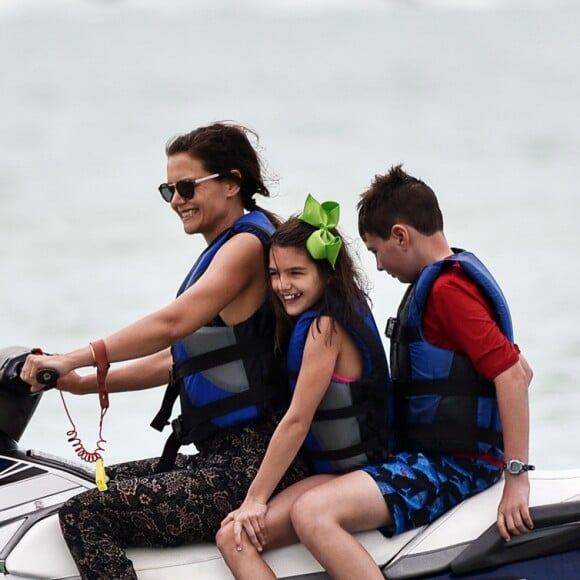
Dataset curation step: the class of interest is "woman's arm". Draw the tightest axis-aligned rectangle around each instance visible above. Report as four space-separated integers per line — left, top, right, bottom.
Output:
57 349 172 395
222 316 343 551
22 233 265 390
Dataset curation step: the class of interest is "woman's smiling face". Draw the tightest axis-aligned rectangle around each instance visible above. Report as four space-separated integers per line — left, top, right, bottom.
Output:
166 153 231 242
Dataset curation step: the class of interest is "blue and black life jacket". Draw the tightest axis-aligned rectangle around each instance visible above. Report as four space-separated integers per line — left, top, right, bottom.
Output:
151 211 288 470
287 305 392 474
386 249 513 455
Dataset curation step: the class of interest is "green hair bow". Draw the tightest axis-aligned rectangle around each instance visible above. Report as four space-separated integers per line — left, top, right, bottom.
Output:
298 194 343 269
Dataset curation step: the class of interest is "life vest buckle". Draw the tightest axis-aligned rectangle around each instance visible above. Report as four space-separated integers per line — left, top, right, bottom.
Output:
385 317 399 339
171 416 184 442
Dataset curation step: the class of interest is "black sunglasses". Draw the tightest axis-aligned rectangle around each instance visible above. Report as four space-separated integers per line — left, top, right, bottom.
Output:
158 173 221 203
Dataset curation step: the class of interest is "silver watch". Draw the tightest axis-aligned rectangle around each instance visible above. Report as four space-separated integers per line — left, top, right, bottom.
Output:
504 459 535 475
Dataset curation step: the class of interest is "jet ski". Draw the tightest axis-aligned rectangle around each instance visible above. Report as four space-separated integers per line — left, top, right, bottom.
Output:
2 346 580 579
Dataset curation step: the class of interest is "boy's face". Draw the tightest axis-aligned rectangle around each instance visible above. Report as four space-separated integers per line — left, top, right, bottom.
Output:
363 232 414 284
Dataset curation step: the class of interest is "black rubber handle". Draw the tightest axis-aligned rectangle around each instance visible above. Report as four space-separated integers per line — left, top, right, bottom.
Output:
36 368 60 387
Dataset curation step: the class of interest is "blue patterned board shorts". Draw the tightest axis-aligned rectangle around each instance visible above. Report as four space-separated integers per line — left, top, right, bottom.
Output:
362 451 502 537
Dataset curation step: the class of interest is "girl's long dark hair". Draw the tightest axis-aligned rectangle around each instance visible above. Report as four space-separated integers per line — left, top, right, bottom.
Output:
268 216 370 349
165 121 281 227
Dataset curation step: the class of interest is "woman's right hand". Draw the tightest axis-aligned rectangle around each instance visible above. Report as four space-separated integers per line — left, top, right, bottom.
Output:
20 353 75 393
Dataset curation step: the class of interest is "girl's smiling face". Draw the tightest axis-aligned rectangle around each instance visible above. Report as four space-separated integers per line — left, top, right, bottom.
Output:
269 245 326 317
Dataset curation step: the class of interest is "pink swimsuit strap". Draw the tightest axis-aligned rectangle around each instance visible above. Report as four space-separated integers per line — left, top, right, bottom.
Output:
331 372 355 384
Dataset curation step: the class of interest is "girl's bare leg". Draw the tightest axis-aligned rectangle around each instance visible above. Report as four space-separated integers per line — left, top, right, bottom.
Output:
290 471 391 580
217 474 335 580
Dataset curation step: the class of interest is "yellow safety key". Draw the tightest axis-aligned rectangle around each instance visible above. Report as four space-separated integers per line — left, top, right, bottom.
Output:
95 458 108 492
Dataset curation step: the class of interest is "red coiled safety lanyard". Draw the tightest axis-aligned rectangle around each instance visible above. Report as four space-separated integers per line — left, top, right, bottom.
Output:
58 339 110 491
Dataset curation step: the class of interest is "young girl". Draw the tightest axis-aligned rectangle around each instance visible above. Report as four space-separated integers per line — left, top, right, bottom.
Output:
216 194 392 579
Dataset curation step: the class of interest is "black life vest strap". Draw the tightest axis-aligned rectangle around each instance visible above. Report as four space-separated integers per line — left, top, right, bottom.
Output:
385 317 421 343
172 337 272 381
150 337 272 432
399 422 503 450
313 399 375 421
182 382 280 431
395 379 496 398
306 436 381 462
150 374 178 432
155 429 181 473
155 379 286 471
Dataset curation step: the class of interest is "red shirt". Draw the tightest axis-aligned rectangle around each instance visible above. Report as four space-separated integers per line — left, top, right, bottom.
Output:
422 262 519 381
421 261 519 469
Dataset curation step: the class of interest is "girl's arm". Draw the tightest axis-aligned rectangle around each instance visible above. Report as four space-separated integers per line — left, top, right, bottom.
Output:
222 316 343 551
22 233 265 391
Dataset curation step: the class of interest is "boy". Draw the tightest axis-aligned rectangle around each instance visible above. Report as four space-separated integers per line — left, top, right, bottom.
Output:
288 165 534 580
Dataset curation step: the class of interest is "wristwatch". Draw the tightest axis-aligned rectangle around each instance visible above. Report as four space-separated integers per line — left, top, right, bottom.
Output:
504 459 535 475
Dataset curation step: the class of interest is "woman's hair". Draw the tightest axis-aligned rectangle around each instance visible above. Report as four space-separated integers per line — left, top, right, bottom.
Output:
165 121 280 226
268 216 370 349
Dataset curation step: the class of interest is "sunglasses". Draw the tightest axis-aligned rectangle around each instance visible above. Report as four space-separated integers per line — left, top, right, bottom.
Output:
158 173 221 203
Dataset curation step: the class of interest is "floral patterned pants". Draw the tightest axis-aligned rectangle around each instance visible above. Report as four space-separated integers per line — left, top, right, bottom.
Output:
59 418 310 580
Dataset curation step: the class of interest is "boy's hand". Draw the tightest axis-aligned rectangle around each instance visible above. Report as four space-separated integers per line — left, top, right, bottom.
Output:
497 475 533 541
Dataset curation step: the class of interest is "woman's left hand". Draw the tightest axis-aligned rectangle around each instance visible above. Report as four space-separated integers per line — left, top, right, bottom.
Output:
221 497 268 552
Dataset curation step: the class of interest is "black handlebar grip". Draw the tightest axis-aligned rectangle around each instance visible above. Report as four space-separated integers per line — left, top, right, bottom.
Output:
36 368 60 387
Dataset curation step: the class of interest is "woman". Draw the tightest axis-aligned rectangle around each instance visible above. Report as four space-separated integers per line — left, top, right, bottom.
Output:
21 122 310 580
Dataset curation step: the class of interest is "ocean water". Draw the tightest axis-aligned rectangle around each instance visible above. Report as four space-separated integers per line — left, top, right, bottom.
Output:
0 0 579 469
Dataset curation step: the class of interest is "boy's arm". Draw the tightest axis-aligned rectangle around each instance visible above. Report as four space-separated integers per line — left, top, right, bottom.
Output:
519 353 534 387
426 269 534 540
494 356 534 541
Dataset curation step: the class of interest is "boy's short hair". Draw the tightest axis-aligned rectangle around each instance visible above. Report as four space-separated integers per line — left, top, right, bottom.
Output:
357 165 443 239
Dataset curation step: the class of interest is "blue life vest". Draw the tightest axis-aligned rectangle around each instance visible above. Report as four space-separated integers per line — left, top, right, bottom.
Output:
386 249 513 455
287 305 392 474
151 211 287 454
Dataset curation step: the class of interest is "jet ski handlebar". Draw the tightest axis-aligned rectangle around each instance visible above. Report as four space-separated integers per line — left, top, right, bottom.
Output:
36 367 60 387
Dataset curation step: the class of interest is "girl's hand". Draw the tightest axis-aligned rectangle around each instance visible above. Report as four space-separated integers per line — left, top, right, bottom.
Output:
221 498 268 552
